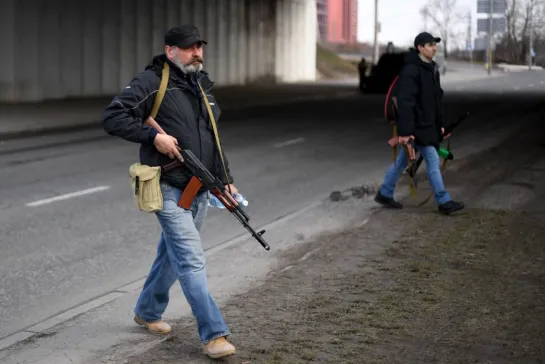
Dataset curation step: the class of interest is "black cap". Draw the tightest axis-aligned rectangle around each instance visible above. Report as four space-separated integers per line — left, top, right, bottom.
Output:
164 25 207 48
414 32 441 48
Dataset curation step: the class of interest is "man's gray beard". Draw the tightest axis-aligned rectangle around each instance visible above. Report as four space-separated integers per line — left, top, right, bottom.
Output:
172 60 203 74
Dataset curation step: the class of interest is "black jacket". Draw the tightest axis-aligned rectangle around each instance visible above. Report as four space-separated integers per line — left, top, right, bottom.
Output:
101 54 233 191
395 50 444 146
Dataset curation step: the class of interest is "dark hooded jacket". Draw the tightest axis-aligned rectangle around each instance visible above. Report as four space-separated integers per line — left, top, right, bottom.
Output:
395 50 444 146
101 54 233 191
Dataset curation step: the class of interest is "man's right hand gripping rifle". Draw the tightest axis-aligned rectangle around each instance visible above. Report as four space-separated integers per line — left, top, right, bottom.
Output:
388 131 417 164
146 116 270 251
387 123 418 181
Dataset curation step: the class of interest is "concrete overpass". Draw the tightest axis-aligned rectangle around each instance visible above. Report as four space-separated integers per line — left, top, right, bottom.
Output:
0 0 317 103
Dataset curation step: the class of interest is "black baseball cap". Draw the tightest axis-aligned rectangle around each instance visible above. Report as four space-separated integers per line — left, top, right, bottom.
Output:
414 32 441 48
164 25 207 48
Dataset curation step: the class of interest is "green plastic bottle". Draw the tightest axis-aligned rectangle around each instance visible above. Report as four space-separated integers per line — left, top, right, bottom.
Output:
438 147 454 160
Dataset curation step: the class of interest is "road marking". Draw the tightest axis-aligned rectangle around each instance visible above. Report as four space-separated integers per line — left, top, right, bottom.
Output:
514 85 521 90
26 186 110 207
529 84 534 87
273 137 305 148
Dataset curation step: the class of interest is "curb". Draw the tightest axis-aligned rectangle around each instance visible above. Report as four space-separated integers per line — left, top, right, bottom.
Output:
0 92 358 142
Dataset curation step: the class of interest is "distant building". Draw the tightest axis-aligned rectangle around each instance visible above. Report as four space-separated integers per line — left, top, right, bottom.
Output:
317 0 358 44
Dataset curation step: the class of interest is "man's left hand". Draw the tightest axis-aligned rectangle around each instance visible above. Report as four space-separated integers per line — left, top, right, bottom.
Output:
224 184 239 206
441 128 451 139
226 184 238 195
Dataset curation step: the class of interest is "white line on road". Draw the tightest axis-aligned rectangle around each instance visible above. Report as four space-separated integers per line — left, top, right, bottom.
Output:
26 186 111 207
273 137 305 148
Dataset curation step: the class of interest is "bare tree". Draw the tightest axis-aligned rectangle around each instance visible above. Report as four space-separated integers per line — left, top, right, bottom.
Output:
497 0 545 63
420 0 465 59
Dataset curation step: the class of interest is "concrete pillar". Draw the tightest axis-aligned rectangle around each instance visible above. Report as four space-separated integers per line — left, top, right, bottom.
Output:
274 0 285 82
204 0 218 84
193 0 205 37
60 0 85 97
248 0 258 82
302 0 318 81
255 0 272 82
238 0 248 84
136 0 153 73
15 0 42 101
101 0 121 95
275 0 316 83
82 0 103 96
179 0 195 26
41 0 62 99
0 0 15 101
151 0 166 57
215 0 228 84
166 0 180 28
120 0 137 88
286 0 295 82
225 0 240 85
265 0 278 82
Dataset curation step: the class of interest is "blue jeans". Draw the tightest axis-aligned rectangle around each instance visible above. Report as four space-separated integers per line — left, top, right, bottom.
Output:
379 144 451 205
134 182 230 344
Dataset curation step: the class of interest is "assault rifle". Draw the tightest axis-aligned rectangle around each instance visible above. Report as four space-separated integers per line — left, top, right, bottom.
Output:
145 118 270 251
406 111 470 178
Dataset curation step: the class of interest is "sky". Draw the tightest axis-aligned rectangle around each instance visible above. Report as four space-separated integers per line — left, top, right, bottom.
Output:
357 0 478 49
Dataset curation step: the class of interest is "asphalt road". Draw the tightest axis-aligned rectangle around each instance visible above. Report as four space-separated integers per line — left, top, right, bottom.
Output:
1 70 544 342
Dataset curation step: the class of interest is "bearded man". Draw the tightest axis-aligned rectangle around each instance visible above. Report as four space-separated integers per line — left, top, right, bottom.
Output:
101 25 237 359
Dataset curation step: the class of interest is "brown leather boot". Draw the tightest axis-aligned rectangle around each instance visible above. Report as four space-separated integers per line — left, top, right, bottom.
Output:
203 336 236 359
134 315 172 334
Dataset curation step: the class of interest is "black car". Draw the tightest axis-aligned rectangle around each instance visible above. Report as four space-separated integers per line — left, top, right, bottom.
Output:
359 51 408 94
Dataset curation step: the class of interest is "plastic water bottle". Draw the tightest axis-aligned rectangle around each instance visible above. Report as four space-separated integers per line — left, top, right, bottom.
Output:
208 195 225 209
208 193 248 209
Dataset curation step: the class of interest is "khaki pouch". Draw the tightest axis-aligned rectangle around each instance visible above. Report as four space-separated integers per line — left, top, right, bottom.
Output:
129 163 163 212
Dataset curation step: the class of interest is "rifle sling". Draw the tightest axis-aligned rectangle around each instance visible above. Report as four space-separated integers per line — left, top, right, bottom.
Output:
151 62 169 119
197 82 231 193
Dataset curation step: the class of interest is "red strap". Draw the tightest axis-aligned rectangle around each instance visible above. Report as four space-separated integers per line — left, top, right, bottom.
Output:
384 75 399 120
